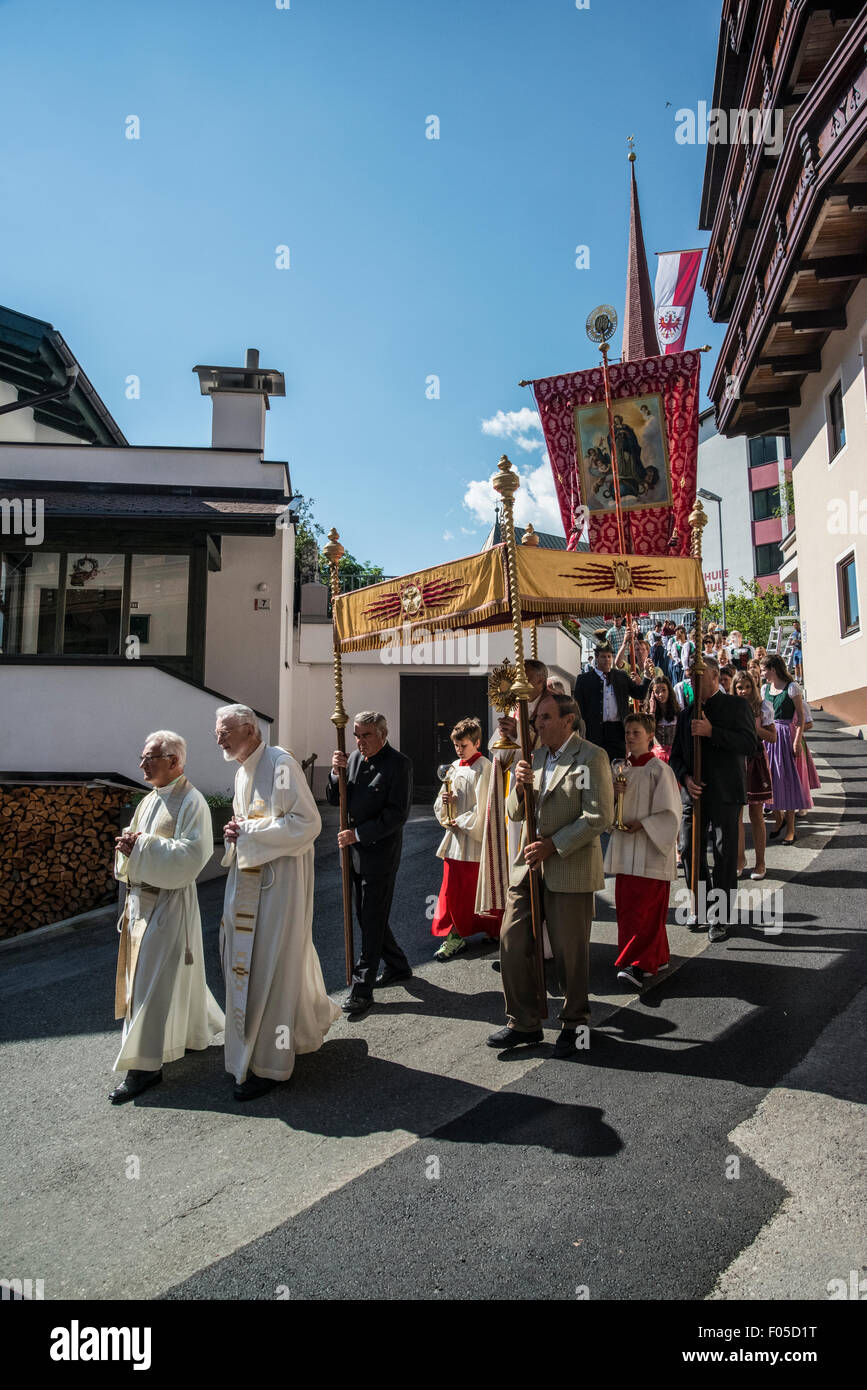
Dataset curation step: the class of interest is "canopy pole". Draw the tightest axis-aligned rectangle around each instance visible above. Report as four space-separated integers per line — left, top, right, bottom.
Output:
520 523 541 663
493 455 547 1020
323 528 354 987
688 500 709 918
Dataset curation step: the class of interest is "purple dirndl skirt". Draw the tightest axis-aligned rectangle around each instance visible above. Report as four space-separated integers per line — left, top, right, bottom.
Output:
765 720 812 811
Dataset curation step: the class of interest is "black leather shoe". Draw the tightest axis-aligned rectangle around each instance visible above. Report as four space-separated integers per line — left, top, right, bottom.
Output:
486 1026 544 1049
375 967 413 988
234 1074 279 1102
342 990 373 1016
552 1028 578 1058
109 1069 162 1104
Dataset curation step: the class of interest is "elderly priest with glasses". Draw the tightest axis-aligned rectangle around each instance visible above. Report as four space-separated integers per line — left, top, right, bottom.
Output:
111 730 224 1104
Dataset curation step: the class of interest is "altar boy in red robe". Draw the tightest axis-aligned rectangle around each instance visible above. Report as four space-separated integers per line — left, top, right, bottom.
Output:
431 718 502 960
603 712 682 987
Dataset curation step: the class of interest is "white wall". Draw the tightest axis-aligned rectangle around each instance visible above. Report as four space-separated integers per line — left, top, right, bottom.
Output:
205 532 286 723
291 619 582 798
789 277 867 720
1 663 271 795
0 440 287 491
0 383 93 446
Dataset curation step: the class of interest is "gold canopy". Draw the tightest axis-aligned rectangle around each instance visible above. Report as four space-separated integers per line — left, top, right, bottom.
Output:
332 543 707 654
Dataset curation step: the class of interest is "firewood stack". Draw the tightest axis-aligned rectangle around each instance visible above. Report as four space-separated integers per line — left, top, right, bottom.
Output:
0 783 134 939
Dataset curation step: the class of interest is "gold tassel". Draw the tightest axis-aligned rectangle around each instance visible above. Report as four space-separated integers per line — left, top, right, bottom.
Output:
185 947 194 965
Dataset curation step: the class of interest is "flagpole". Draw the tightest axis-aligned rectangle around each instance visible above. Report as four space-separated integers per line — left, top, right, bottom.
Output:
323 527 354 988
599 338 638 674
687 500 709 918
493 455 547 1021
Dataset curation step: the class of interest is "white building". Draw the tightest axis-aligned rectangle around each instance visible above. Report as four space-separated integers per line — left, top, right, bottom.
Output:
697 407 796 620
291 521 587 802
0 305 293 794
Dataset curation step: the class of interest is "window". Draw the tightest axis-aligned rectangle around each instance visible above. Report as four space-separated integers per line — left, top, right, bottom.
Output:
754 542 784 576
827 382 846 460
838 553 859 637
752 485 780 521
0 548 193 661
63 552 125 656
782 434 791 459
0 552 61 653
749 435 779 467
129 554 189 655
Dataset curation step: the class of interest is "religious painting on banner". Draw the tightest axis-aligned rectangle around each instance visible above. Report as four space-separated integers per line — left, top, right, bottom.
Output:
576 392 672 514
532 348 701 556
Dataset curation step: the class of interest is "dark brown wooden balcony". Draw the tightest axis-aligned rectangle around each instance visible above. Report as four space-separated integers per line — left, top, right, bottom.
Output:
706 5 867 437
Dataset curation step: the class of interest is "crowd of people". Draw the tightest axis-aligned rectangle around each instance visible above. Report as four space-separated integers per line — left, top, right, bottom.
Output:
107 618 818 1101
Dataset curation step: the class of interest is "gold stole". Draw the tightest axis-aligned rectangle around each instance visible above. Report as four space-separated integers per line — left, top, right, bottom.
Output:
114 776 191 1020
226 773 269 1041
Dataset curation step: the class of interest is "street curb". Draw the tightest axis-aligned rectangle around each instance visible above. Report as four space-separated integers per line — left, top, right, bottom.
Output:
0 902 119 954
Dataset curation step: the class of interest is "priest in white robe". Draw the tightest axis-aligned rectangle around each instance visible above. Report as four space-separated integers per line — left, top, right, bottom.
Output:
216 703 339 1102
112 730 225 1104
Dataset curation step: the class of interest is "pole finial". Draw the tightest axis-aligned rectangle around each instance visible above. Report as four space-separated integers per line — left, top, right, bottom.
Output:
627 133 636 162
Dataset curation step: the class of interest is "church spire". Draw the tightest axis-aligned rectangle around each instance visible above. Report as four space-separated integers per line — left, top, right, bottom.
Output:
622 143 658 361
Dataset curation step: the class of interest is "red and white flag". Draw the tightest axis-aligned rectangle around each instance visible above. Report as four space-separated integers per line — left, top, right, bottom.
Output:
654 249 703 354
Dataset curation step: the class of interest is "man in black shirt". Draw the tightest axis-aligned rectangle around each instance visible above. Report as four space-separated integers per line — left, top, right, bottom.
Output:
327 710 413 1016
669 657 757 942
573 642 653 761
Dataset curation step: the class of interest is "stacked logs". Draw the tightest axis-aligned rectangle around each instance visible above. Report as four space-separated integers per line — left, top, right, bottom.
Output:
0 783 133 938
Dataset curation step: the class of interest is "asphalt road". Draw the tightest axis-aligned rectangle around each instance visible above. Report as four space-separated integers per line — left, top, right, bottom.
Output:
2 715 865 1303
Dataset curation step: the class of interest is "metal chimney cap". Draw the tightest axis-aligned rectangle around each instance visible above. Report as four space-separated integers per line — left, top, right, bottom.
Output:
192 353 285 398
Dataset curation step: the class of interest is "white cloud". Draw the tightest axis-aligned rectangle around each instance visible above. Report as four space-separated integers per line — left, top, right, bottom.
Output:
462 454 565 536
481 407 543 453
442 530 455 541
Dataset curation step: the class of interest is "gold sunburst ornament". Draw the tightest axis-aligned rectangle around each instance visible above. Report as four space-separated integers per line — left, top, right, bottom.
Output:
489 659 518 713
489 659 520 749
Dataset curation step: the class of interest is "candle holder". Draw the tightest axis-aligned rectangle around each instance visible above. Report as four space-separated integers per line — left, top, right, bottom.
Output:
437 764 458 827
611 759 629 831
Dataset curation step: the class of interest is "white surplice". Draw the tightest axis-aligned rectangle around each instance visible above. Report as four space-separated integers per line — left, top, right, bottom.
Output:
114 777 225 1072
220 742 339 1084
602 756 682 882
433 755 491 862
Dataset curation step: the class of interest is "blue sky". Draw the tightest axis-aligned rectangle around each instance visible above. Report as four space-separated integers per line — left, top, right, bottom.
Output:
0 0 726 574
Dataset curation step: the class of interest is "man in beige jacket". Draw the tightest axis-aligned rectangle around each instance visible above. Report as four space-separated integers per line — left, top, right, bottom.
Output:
487 692 614 1058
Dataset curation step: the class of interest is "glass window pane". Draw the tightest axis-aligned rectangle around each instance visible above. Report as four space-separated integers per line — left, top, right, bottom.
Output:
63 551 126 655
829 385 845 456
129 554 189 656
843 560 859 631
0 552 61 653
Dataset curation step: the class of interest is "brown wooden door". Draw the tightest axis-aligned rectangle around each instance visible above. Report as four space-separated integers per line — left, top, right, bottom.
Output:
400 673 489 802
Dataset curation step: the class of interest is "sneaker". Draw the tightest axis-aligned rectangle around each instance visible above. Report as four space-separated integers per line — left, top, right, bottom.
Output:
434 933 467 961
616 965 645 987
708 923 728 943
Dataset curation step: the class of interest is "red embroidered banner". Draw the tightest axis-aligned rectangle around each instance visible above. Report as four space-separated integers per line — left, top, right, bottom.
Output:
532 349 702 557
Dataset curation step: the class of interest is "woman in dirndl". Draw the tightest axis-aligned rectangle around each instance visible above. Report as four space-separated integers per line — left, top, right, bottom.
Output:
733 669 776 879
761 654 810 845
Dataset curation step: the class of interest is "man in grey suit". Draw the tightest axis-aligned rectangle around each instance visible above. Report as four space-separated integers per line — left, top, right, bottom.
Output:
487 692 614 1058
